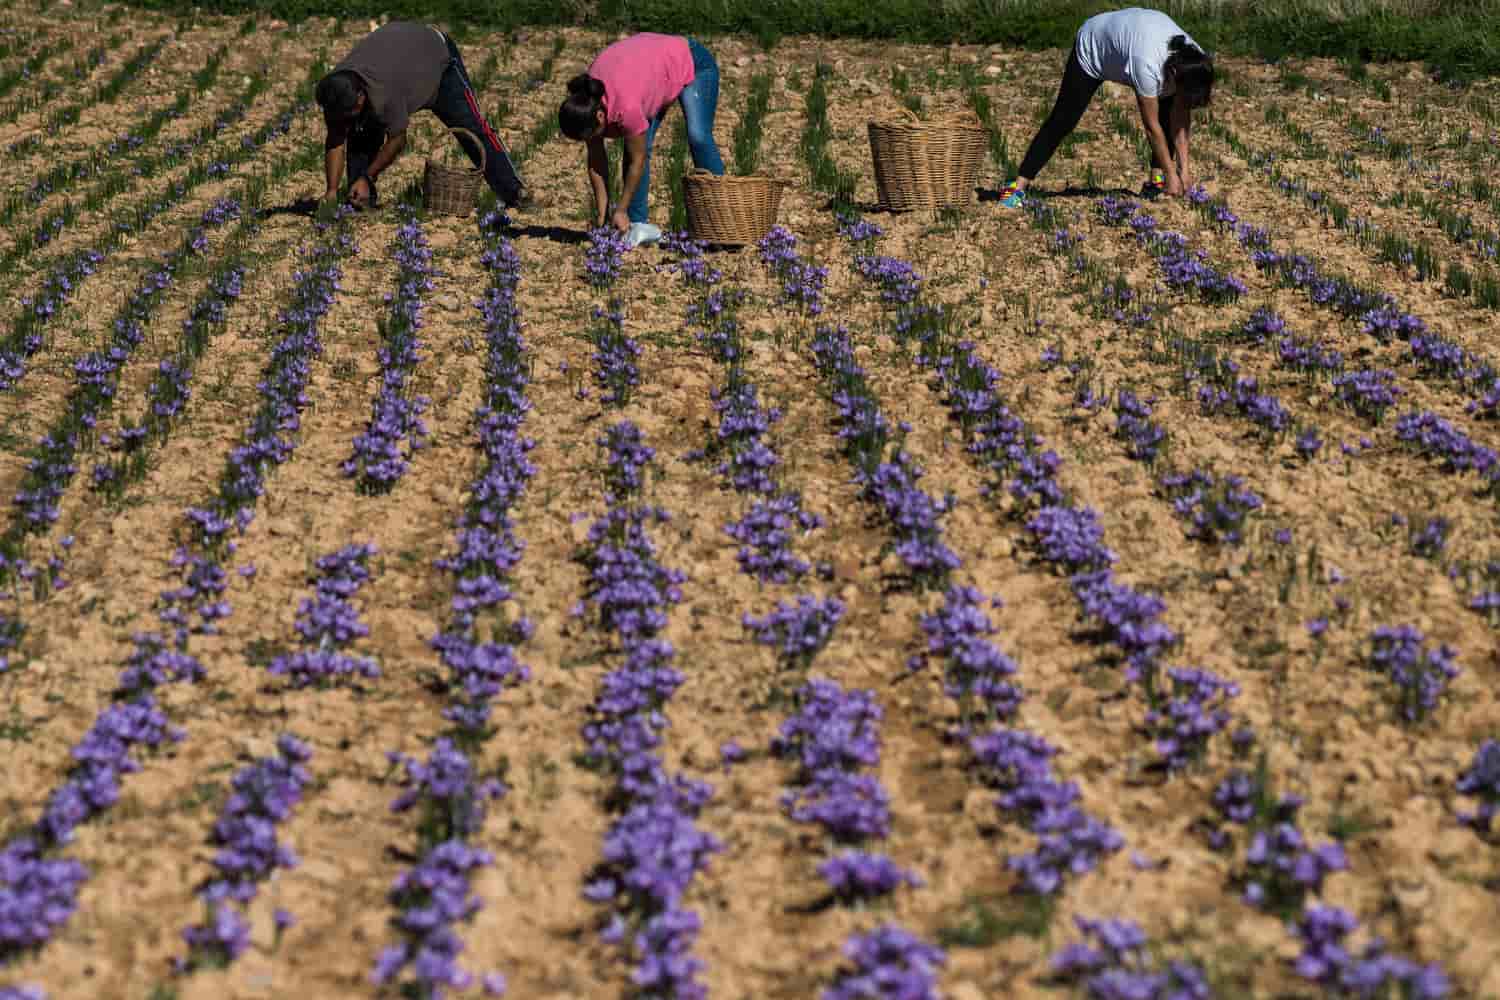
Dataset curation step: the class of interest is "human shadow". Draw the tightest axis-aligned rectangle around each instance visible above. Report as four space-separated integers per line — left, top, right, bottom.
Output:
256 197 321 219
976 183 1135 202
505 222 589 245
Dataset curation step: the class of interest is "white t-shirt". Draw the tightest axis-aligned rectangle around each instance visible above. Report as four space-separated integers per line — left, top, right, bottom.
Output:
1074 8 1200 98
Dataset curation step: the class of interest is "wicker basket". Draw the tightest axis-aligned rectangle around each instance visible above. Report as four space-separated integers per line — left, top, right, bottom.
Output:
683 170 788 246
867 109 988 212
423 128 486 217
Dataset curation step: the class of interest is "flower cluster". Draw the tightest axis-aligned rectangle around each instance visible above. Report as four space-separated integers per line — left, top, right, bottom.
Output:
1293 905 1450 998
366 216 532 997
344 207 432 492
743 595 845 670
428 216 535 736
1113 389 1166 462
817 852 922 904
1411 332 1496 391
1158 469 1264 546
1142 667 1240 771
1048 915 1210 999
0 249 103 393
577 418 717 998
1200 193 1442 361
852 253 923 305
180 222 355 555
1395 410 1498 482
823 925 945 1000
1366 624 1460 722
374 740 506 997
96 259 248 495
2 697 183 965
1194 374 1292 434
267 543 380 688
910 586 1023 728
757 226 828 315
970 727 1125 893
1331 369 1402 423
1406 515 1450 559
181 734 311 970
774 679 894 842
811 325 958 588
1097 198 1245 302
0 839 87 966
584 226 630 288
10 199 242 539
725 494 822 583
589 300 641 407
1278 333 1346 375
1210 767 1347 917
1455 740 1500 832
1 213 357 967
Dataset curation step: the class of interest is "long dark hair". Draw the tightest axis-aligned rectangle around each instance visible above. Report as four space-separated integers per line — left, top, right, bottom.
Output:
559 73 606 139
1164 35 1214 108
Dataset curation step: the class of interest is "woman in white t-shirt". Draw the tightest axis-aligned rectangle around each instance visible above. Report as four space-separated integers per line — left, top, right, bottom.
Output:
1000 8 1214 208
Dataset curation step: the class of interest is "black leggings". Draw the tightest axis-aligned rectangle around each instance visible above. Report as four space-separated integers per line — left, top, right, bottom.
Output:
1018 44 1175 181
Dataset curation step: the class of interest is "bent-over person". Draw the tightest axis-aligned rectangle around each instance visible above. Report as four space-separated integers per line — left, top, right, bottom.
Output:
316 21 526 210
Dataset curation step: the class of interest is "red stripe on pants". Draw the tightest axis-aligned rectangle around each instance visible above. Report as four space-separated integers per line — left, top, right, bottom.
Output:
463 86 509 153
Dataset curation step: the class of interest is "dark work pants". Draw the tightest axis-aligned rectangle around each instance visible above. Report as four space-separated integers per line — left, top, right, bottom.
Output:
346 33 524 206
1017 43 1175 181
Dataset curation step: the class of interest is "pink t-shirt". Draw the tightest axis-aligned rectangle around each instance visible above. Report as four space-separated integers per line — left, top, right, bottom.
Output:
589 33 696 137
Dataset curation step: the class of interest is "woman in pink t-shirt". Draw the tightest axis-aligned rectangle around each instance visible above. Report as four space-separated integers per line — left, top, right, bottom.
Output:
558 33 725 243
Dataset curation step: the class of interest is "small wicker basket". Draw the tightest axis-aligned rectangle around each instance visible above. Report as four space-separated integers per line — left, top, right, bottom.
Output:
423 128 486 217
683 170 788 246
867 109 988 212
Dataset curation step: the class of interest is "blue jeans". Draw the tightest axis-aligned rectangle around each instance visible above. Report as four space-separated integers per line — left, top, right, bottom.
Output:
625 38 724 224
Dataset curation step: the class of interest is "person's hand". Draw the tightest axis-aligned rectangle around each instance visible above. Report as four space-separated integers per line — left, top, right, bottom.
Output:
349 175 372 208
611 206 631 233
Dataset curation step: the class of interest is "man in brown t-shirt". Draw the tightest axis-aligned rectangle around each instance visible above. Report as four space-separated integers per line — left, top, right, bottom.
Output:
316 21 525 210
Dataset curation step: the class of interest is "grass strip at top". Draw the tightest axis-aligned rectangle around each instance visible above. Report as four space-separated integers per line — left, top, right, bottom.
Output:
114 0 1500 82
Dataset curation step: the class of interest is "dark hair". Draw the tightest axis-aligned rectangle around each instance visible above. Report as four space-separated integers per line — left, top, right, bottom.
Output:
1165 35 1214 109
558 73 606 140
315 70 363 119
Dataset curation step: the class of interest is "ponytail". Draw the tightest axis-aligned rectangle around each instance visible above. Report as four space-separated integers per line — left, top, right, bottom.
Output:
1165 34 1215 108
559 72 606 139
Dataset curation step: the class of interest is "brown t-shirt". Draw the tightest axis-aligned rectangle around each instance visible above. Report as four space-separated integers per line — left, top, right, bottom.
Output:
333 21 449 136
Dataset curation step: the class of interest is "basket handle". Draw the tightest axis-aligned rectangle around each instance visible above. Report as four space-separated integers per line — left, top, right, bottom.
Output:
448 127 487 175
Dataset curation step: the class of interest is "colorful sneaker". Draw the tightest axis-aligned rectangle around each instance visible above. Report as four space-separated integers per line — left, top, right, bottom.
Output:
1140 168 1166 201
999 181 1026 209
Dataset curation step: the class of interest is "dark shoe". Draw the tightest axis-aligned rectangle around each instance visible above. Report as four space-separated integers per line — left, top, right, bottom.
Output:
505 185 532 210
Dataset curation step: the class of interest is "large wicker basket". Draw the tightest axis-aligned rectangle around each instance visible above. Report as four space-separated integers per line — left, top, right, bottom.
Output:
867 109 988 212
423 128 485 217
683 170 788 246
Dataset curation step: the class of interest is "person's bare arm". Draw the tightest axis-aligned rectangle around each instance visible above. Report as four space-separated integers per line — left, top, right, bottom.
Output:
365 130 407 183
324 146 345 201
614 132 649 230
323 126 347 201
1136 93 1181 195
586 136 609 227
1169 97 1192 189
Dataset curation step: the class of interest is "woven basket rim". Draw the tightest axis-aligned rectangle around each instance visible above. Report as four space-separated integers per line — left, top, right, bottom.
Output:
684 169 791 186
